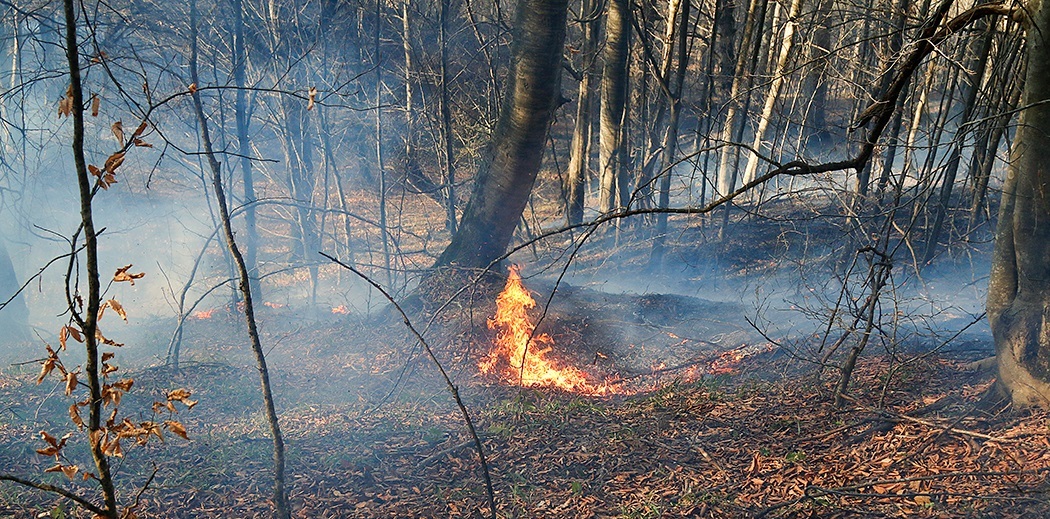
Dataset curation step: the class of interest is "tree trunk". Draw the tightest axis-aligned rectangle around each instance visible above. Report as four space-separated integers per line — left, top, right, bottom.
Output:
598 0 630 213
715 0 766 196
801 0 833 148
233 0 261 300
922 25 991 264
989 0 1050 407
189 2 290 514
439 0 458 234
0 239 28 344
565 0 598 226
63 0 117 514
650 0 691 267
741 0 803 188
433 0 569 270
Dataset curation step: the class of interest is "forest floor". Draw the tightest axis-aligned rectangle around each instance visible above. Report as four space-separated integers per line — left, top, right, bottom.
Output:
1 293 1048 518
2 201 1047 518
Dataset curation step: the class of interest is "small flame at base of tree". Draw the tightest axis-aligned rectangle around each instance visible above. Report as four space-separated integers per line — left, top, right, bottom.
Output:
480 266 621 396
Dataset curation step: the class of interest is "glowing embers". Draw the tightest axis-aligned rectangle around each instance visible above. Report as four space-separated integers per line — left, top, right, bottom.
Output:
480 266 620 395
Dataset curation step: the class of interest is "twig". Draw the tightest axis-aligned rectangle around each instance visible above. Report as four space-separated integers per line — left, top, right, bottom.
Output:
0 474 106 516
876 408 1015 443
127 464 158 514
321 252 497 519
419 440 475 467
836 391 1016 443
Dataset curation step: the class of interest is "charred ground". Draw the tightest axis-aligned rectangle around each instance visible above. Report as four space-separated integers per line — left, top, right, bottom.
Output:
1 198 1043 518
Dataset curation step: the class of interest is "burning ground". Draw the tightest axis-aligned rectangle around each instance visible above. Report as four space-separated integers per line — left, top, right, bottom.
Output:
0 267 1048 517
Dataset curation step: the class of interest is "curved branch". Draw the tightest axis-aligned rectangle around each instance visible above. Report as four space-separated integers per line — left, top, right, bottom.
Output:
320 252 497 519
0 474 107 516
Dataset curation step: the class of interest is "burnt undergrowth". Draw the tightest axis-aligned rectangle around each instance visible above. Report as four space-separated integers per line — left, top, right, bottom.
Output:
1 195 1040 518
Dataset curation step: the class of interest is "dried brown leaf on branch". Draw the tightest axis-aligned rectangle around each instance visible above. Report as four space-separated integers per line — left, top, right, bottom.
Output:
69 403 84 428
36 431 70 457
95 327 124 347
90 94 100 117
64 371 78 396
103 437 123 457
64 325 83 344
107 298 128 322
43 461 79 481
111 120 124 143
101 385 124 407
58 85 73 118
111 378 134 392
104 151 125 174
168 388 198 409
113 265 145 285
164 420 189 440
308 87 317 111
38 345 61 383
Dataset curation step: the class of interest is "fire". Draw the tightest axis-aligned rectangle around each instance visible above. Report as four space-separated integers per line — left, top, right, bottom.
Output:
331 305 350 315
480 266 618 395
707 343 775 375
192 309 215 320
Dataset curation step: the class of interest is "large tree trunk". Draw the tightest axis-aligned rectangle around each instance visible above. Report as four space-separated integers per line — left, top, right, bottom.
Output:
598 0 630 213
989 0 1050 407
433 0 569 270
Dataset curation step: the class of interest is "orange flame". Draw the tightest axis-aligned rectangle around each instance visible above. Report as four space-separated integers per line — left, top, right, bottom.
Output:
708 343 775 375
480 266 619 395
192 309 215 320
331 305 350 315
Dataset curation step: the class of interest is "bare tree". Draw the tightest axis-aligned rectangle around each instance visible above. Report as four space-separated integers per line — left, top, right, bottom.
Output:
433 0 570 270
988 0 1050 407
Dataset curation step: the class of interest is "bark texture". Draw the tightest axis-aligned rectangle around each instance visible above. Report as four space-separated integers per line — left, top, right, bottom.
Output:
989 0 1050 407
598 0 630 213
434 0 569 269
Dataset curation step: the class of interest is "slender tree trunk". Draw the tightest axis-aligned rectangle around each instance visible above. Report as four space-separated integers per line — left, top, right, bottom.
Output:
565 0 598 225
801 0 833 148
989 0 1050 407
598 0 630 213
741 0 803 188
375 0 392 285
970 33 1024 227
433 0 569 270
280 95 319 304
855 0 909 197
233 0 260 300
439 0 458 234
63 1 117 515
189 2 290 515
716 0 766 196
650 0 691 267
0 239 28 344
922 26 991 263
